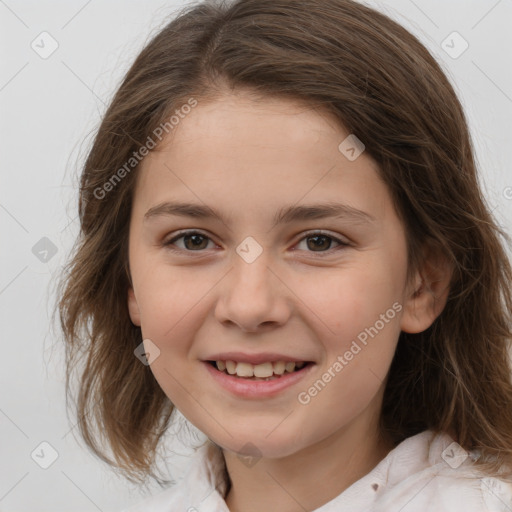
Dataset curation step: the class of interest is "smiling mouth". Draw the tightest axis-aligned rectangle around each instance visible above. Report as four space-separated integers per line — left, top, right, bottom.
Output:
207 360 314 381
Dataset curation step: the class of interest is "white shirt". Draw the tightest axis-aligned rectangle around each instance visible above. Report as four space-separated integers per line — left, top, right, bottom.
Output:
121 430 512 511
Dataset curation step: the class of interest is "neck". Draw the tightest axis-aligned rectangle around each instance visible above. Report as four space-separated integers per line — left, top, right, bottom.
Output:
223 403 393 512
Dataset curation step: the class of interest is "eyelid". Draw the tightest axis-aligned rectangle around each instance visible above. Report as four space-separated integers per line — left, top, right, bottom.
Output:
298 229 350 245
163 228 350 254
163 229 218 250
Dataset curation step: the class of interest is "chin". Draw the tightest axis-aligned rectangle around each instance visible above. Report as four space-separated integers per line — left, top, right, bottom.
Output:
207 425 310 460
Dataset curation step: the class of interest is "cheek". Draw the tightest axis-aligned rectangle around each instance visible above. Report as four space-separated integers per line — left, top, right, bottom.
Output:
292 258 404 352
134 265 210 339
135 277 206 411
291 255 404 425
133 267 216 389
293 292 401 448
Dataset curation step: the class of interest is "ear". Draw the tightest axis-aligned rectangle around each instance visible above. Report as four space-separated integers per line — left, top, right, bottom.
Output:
400 241 453 334
127 286 141 326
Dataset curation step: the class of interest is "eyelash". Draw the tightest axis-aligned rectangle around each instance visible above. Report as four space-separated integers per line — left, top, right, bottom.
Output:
162 230 350 256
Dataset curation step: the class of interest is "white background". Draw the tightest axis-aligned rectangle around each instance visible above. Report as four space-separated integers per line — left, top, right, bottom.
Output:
1 0 511 511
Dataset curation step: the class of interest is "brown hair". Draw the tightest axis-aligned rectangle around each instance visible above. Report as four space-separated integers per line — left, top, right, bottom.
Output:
55 0 512 485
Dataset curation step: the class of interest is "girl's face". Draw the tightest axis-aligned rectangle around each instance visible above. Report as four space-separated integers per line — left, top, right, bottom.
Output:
127 90 415 458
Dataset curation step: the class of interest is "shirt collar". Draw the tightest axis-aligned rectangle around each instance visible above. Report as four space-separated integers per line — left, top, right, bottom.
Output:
181 430 464 511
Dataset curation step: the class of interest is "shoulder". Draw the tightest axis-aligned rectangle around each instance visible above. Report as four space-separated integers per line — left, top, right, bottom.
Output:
120 484 185 512
372 430 512 512
119 441 229 512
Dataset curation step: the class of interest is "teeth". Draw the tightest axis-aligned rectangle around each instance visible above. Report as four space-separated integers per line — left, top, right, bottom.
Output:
214 360 307 378
273 361 285 375
253 362 273 378
236 362 254 377
225 360 237 374
285 362 296 373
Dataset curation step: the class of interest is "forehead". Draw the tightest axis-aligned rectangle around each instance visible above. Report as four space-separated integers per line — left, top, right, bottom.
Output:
133 92 389 222
162 92 345 154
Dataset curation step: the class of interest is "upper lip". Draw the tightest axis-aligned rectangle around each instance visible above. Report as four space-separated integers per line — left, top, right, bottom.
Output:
203 352 313 365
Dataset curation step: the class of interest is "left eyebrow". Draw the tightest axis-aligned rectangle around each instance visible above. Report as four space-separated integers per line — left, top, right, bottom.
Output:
143 200 376 228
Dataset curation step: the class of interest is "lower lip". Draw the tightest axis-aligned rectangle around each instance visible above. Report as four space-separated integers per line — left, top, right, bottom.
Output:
203 361 315 398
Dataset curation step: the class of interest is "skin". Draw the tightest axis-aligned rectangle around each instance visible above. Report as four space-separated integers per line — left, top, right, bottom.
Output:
127 89 451 511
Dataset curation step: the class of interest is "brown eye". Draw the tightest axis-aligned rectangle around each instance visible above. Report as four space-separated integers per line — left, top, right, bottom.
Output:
296 232 348 253
306 234 333 251
164 231 214 251
163 230 349 256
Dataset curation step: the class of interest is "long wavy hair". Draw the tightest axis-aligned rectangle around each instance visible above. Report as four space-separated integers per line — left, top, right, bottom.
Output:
55 0 512 485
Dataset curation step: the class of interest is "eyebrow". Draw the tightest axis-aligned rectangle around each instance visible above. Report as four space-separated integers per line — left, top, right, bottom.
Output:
144 200 375 228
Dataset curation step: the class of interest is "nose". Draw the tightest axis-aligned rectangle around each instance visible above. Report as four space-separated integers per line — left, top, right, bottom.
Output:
214 248 292 333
